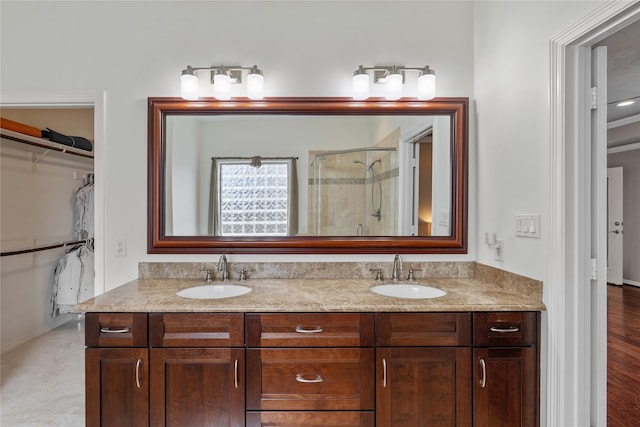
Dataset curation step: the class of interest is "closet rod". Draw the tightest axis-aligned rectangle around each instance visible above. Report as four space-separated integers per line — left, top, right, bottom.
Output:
0 239 91 257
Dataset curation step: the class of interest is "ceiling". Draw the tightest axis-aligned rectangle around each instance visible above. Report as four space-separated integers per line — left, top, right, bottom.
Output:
594 19 640 148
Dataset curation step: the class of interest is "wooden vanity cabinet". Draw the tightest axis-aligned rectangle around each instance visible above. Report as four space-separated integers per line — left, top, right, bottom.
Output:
85 313 149 427
86 310 540 426
149 313 245 427
245 313 375 427
472 312 540 427
375 313 473 427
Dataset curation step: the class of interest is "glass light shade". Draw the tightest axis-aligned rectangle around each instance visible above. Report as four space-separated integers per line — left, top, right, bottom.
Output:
352 72 370 100
213 72 232 100
180 72 199 100
385 72 403 100
417 72 436 100
246 72 264 100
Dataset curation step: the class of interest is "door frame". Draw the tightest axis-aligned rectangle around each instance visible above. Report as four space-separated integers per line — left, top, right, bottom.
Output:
549 2 640 426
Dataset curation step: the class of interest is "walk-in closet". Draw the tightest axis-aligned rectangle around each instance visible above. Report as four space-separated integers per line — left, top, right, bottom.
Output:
1 107 94 352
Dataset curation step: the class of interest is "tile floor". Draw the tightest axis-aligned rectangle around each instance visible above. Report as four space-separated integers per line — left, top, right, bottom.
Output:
1 319 85 427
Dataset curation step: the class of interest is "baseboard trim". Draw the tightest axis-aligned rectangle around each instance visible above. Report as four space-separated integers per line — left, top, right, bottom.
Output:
623 279 640 288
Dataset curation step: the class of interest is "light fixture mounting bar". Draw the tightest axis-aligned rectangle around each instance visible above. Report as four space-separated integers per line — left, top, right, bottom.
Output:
209 67 243 84
373 69 405 84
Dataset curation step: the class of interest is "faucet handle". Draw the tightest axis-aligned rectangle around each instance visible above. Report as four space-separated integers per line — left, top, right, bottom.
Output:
238 268 249 281
369 268 383 281
200 269 213 282
407 267 422 280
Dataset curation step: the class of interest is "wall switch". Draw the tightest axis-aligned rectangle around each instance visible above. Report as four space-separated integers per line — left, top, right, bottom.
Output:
515 214 541 238
116 238 127 256
438 210 449 227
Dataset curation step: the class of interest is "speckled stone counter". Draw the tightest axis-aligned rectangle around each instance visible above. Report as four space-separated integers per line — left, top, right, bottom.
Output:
76 262 545 313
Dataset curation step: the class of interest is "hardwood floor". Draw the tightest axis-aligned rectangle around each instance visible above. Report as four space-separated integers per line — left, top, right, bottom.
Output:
608 284 640 426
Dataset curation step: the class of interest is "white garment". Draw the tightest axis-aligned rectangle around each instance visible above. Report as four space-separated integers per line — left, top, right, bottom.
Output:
74 182 94 239
52 178 95 316
52 245 95 315
77 246 94 304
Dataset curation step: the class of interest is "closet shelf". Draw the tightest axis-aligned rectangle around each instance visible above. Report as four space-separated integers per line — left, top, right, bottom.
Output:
1 128 94 159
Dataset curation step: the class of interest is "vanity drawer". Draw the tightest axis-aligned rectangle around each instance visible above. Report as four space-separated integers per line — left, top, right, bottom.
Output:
149 313 244 347
246 313 374 347
246 348 375 410
376 312 472 346
85 313 148 347
246 411 375 427
473 311 538 346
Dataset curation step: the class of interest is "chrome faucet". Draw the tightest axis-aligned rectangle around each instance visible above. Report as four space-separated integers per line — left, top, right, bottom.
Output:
218 255 229 282
392 254 403 281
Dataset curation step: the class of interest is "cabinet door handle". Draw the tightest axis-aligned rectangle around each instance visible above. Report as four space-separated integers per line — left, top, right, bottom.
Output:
489 326 520 333
479 358 486 388
295 374 324 383
382 358 387 388
135 359 142 389
234 359 239 389
295 325 324 334
100 327 130 334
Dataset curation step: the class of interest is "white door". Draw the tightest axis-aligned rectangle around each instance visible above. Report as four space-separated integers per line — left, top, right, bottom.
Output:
607 167 624 285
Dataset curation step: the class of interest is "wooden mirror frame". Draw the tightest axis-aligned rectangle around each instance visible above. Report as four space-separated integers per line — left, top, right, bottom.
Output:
148 97 468 254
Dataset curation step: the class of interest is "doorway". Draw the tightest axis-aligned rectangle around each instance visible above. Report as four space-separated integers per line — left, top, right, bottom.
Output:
550 3 640 426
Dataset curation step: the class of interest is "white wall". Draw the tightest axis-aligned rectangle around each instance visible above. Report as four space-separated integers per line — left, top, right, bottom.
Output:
1 1 475 292
473 0 602 281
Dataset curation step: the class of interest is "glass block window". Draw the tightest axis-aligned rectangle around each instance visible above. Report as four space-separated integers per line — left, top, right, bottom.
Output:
212 158 296 236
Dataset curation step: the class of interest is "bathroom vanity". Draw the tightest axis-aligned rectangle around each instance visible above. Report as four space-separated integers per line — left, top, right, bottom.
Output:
79 263 543 427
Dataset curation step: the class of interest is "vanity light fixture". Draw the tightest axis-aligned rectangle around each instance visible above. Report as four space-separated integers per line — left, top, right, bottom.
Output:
352 65 436 100
180 64 265 100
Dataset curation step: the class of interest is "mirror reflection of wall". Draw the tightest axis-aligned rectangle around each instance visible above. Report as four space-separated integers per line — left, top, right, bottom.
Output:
164 115 451 237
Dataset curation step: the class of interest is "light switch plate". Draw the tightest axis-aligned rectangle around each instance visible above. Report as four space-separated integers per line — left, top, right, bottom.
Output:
116 238 127 256
515 214 541 238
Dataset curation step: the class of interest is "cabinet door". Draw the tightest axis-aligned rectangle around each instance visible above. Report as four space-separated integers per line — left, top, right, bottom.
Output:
473 347 538 427
86 348 149 427
377 347 472 427
150 348 244 427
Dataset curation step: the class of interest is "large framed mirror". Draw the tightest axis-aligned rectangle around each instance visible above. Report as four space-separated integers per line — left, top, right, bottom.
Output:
148 97 468 254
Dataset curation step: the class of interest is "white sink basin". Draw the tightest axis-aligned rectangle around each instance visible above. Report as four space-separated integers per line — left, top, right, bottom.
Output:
370 283 447 299
176 284 252 299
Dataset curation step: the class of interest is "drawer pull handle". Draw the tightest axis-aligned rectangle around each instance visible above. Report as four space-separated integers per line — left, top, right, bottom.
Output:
489 326 520 333
295 325 324 334
135 359 142 389
234 359 239 389
383 358 387 388
100 327 130 334
295 374 324 383
479 358 486 388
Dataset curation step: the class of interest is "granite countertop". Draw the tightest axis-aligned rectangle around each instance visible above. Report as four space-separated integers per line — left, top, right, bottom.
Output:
75 276 546 313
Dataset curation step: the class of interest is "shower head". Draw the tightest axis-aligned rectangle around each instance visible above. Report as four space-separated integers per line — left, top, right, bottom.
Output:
353 159 381 170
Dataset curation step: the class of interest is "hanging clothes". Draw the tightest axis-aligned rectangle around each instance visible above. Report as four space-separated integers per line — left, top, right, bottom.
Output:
74 175 94 240
51 175 95 316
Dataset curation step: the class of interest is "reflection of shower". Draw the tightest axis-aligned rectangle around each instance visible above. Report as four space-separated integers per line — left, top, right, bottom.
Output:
354 159 382 221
